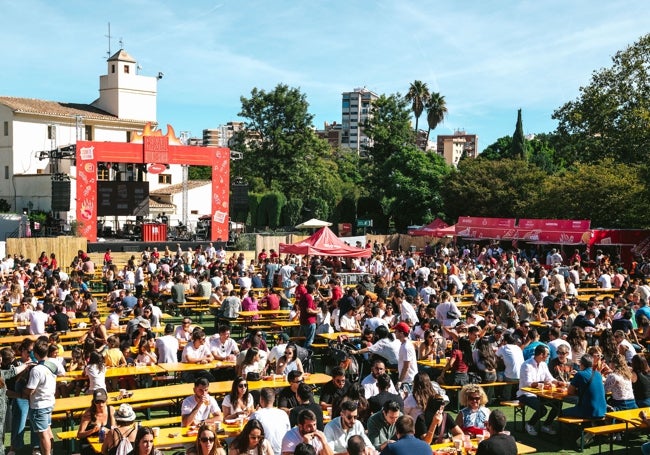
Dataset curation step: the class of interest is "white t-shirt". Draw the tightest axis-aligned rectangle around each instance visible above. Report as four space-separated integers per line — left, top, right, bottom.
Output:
181 394 222 425
398 340 418 383
282 427 323 454
250 407 291 455
26 362 57 409
29 310 49 335
209 336 239 359
155 335 180 364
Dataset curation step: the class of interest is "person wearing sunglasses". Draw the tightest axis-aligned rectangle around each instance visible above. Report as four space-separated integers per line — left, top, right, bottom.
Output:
455 384 490 435
323 400 372 454
187 423 226 455
222 377 254 420
229 419 273 455
76 388 114 455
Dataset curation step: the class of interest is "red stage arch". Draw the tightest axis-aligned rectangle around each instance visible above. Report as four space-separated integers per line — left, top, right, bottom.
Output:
75 131 230 242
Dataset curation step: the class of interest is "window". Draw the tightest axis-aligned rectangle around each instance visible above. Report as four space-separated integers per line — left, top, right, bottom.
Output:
3 121 8 136
126 131 131 142
47 125 56 140
124 65 130 74
158 174 172 184
97 168 109 181
84 125 93 140
111 64 116 74
4 166 8 179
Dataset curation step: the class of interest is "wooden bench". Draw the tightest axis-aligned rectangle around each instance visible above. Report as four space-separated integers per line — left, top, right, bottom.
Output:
557 416 606 451
57 414 182 453
583 422 628 454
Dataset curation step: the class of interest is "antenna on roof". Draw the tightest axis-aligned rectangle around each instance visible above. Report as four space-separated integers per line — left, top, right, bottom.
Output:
119 37 124 49
105 22 112 58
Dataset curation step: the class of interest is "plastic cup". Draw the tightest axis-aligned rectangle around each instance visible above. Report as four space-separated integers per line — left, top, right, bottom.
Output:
453 439 462 451
152 427 160 437
476 433 484 443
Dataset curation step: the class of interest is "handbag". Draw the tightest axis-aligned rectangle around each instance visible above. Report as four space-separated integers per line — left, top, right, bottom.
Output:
246 372 261 381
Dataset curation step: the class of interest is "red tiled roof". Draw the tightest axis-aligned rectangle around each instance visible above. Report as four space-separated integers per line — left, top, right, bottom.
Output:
150 180 211 195
0 96 145 123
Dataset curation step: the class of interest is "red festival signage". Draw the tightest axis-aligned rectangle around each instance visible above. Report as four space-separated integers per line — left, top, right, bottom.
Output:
454 217 591 244
76 123 230 242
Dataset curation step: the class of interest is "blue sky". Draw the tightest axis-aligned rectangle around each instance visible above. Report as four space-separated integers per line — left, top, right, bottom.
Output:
1 0 648 152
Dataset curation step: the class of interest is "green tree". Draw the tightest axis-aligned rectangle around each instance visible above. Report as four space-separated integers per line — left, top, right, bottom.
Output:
425 92 448 142
512 109 526 159
480 136 513 160
532 159 650 228
188 166 211 180
443 158 546 221
552 33 650 164
382 146 450 231
405 80 429 134
233 84 334 199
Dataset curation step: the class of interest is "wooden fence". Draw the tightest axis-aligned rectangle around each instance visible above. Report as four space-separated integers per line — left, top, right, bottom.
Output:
7 236 87 270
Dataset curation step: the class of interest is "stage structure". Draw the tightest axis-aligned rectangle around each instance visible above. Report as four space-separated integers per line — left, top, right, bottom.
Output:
75 123 230 242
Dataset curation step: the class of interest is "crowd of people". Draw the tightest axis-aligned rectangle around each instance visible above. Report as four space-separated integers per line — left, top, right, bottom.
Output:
2 241 650 455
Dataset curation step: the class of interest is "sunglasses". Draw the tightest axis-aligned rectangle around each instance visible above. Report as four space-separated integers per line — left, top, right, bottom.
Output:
94 400 106 404
200 437 216 443
469 396 481 401
238 383 248 389
558 352 568 355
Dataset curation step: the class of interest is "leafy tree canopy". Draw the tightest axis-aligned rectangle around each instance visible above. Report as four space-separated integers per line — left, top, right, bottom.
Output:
553 33 650 164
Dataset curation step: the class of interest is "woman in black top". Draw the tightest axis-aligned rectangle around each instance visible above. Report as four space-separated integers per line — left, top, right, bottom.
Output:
631 354 650 408
415 395 463 444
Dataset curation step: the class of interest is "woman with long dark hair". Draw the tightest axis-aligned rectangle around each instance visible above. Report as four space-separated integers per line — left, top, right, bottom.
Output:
275 345 303 376
631 354 650 408
221 376 254 420
404 372 447 420
228 419 273 455
186 423 226 455
129 426 163 455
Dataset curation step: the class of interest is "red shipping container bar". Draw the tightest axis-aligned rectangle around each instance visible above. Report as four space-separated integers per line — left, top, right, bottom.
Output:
141 223 167 242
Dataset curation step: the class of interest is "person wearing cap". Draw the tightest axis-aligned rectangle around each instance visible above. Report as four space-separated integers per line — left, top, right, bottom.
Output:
394 322 417 392
77 388 115 454
131 319 153 347
101 403 138 455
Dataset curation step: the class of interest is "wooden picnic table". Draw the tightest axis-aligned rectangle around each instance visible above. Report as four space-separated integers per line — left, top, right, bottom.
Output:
417 358 449 369
318 331 361 341
272 320 300 328
158 360 236 373
56 364 166 382
54 372 332 415
237 309 292 318
431 440 536 454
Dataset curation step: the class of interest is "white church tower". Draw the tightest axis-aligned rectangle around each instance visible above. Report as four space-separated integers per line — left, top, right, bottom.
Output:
92 49 157 122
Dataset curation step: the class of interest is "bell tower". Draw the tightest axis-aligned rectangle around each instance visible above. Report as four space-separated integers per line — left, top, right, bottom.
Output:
92 49 157 122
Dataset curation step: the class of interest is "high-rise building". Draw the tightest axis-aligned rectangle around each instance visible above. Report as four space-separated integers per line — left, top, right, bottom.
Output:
436 130 478 167
341 87 378 154
203 121 245 147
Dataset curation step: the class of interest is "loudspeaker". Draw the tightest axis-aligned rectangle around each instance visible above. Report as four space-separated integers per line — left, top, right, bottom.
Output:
231 184 249 211
51 180 71 211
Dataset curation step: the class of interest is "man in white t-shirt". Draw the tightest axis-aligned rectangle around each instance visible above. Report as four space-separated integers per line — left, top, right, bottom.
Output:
251 388 291 455
394 322 418 390
155 323 180 364
361 358 397 398
281 409 331 455
209 325 240 361
181 377 223 427
24 339 56 455
29 302 50 335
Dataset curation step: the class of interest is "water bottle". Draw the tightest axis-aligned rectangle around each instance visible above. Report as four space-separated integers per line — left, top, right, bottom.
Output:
435 353 440 364
98 426 105 443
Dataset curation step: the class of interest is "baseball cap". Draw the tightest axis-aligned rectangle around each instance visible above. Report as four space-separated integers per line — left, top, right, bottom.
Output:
394 322 411 334
93 388 108 402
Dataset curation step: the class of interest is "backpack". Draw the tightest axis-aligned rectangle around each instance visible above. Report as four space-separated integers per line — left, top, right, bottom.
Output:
108 427 134 455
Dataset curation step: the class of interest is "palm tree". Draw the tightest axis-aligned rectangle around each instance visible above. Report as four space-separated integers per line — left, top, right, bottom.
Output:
426 92 448 144
405 80 430 134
